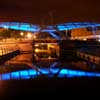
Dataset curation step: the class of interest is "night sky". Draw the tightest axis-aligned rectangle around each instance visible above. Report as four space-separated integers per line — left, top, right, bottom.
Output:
0 0 100 24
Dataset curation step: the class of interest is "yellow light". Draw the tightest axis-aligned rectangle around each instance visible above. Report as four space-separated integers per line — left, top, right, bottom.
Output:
98 39 100 42
0 50 2 56
83 38 87 41
27 33 32 39
20 32 24 36
35 44 39 47
48 56 51 59
35 49 39 52
33 35 36 39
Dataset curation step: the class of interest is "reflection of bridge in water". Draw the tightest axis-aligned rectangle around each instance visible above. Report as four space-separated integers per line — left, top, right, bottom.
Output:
1 64 100 80
0 50 100 80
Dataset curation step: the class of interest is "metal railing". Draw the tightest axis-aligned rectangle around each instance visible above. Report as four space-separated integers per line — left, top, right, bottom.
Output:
0 44 19 56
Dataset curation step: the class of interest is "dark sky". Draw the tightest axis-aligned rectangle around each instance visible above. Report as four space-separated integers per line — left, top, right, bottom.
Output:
0 0 100 24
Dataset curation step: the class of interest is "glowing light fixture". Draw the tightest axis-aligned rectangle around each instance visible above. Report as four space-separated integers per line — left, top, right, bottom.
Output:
35 44 39 47
20 32 24 36
3 25 8 29
83 38 87 41
35 49 39 52
98 39 100 42
27 33 32 39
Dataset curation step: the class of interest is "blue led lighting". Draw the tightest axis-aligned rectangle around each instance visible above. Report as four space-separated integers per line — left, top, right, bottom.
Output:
0 68 100 80
0 22 100 33
50 62 58 68
0 22 40 32
41 29 56 32
19 70 30 79
66 75 74 78
49 32 60 40
40 69 49 74
28 69 37 75
56 22 100 31
11 72 20 79
28 69 37 78
20 70 29 76
59 69 97 77
95 74 100 77
49 68 60 74
1 73 10 80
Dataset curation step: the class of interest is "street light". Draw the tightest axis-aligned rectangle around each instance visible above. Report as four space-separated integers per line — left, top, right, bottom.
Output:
20 32 24 36
27 33 32 39
33 34 37 39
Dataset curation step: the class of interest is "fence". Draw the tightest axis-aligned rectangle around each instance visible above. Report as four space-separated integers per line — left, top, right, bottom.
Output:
0 44 19 56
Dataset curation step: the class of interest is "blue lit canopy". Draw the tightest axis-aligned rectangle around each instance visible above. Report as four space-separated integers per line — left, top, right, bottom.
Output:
0 22 40 32
0 22 100 32
56 22 100 31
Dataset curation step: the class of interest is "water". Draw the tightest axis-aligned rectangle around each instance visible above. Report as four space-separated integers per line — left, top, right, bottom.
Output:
0 52 100 80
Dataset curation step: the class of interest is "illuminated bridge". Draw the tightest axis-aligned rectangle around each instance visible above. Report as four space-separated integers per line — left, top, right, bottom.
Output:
0 22 100 80
0 22 100 39
0 22 40 32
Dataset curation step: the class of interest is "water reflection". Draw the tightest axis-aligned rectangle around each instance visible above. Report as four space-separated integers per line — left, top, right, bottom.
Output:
1 68 100 80
0 52 100 80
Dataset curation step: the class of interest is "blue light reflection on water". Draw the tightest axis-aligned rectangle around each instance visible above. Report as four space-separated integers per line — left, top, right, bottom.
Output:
1 68 100 80
11 72 20 79
2 73 10 80
40 69 49 74
20 70 30 79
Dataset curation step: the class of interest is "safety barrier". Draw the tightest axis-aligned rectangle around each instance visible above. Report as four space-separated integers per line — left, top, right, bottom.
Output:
0 45 19 56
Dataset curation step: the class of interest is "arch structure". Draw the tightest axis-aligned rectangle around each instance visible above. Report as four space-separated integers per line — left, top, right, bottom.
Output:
0 22 100 39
